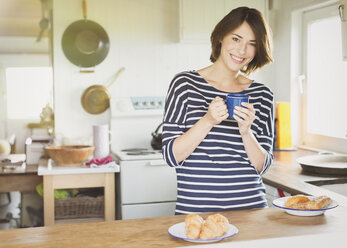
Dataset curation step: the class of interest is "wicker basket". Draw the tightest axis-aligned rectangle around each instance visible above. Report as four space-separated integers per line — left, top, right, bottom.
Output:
55 196 104 219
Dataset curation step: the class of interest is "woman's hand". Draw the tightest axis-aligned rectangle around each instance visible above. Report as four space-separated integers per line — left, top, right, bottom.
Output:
233 102 256 135
204 96 229 125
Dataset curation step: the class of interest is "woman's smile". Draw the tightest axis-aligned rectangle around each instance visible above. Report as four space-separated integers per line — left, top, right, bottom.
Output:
230 54 246 64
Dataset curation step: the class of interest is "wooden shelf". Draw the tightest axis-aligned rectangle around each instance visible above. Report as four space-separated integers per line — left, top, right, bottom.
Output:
55 217 104 225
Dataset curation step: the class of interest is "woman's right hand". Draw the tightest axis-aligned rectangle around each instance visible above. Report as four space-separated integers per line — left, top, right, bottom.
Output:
204 96 229 125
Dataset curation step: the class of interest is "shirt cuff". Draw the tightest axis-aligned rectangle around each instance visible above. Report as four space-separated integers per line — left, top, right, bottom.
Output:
163 138 184 167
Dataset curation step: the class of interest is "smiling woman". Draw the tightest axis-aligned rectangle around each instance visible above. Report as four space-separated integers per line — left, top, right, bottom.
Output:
162 6 274 215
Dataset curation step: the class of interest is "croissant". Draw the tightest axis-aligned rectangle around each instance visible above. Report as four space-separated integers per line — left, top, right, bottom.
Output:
285 195 310 208
185 214 204 239
309 196 332 209
291 196 332 210
285 195 332 210
199 213 229 240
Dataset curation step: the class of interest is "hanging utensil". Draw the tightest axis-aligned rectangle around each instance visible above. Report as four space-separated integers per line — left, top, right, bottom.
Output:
61 0 110 69
81 67 125 114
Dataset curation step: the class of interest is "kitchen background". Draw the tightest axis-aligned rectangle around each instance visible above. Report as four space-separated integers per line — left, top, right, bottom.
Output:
2 0 345 155
2 0 275 153
1 0 347 228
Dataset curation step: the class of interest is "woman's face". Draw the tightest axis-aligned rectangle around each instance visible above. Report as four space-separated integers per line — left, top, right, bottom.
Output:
217 21 256 72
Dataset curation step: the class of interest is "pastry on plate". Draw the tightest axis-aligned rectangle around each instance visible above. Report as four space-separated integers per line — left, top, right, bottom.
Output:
185 213 230 240
284 195 310 208
285 195 332 210
185 214 204 239
199 213 229 240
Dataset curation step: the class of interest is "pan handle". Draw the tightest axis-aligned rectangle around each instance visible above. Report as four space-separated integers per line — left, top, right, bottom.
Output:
80 68 95 73
82 0 87 20
106 67 125 88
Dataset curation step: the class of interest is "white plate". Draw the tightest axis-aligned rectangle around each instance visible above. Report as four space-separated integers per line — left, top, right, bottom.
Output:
168 222 238 243
272 196 338 216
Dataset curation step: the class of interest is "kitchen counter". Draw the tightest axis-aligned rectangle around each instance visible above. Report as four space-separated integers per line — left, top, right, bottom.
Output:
0 154 42 193
0 150 347 247
265 149 347 206
0 204 346 247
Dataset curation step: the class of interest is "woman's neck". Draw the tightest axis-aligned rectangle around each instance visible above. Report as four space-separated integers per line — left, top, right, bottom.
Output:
197 62 250 92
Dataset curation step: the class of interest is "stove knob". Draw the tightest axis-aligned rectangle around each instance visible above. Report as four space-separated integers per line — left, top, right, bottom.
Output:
143 101 150 106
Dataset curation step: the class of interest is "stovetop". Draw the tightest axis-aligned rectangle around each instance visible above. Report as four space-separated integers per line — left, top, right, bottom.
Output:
113 148 163 161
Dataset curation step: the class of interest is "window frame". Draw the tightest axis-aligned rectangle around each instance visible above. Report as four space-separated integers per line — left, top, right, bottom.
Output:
300 3 347 153
0 54 52 139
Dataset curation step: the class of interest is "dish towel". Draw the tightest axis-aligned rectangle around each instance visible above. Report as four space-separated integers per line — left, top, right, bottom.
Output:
85 155 117 168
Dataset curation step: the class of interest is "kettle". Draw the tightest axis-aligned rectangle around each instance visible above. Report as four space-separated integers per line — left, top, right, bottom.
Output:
151 123 163 150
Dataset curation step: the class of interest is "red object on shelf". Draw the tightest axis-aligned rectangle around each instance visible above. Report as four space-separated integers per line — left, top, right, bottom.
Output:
277 188 285 197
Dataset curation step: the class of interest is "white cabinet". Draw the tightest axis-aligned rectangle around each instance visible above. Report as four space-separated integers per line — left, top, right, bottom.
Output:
179 0 268 42
122 202 176 220
118 158 177 220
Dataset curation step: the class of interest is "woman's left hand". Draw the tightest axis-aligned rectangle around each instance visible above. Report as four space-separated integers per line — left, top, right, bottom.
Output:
233 102 256 135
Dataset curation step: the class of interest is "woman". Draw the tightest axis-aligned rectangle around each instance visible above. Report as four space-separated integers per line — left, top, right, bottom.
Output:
162 7 274 215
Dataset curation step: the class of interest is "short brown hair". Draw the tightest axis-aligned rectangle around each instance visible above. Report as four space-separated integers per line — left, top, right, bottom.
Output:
210 7 273 75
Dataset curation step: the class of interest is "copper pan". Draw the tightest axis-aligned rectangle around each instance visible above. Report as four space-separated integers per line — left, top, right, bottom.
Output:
81 67 125 114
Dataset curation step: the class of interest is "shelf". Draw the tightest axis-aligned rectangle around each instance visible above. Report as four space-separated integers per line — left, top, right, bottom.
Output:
55 217 105 225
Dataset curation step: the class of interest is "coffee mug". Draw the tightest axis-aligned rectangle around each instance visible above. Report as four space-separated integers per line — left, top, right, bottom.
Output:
226 94 249 120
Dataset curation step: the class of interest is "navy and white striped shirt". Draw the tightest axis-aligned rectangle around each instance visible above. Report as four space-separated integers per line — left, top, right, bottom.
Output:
162 71 274 215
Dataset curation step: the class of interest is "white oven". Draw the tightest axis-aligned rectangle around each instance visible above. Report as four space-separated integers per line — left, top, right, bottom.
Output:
110 97 177 220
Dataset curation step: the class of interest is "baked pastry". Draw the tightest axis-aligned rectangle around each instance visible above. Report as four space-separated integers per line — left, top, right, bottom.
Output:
199 213 229 240
285 195 332 210
185 214 204 239
305 196 332 209
285 195 310 208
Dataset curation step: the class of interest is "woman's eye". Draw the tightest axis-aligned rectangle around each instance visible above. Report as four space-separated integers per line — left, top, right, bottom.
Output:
250 43 256 47
232 37 239 42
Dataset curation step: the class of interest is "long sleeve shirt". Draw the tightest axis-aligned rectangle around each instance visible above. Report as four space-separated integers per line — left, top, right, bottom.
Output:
162 71 274 215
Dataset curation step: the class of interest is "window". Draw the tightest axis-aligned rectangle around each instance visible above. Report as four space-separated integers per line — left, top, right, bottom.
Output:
301 4 347 152
5 67 53 119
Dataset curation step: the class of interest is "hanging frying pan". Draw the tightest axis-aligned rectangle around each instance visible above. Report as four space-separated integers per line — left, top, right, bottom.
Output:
61 0 110 68
81 67 125 114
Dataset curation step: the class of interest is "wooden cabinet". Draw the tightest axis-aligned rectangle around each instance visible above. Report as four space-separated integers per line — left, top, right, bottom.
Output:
179 0 268 42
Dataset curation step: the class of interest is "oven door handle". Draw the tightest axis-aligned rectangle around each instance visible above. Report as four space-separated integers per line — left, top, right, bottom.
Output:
148 160 167 166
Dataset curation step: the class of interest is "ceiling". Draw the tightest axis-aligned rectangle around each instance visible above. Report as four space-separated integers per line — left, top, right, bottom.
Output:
0 0 49 37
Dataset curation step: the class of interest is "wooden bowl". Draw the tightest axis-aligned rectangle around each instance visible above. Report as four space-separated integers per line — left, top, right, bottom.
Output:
45 145 94 166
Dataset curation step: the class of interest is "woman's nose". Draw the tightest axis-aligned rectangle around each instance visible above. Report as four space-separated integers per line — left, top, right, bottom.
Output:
237 42 247 55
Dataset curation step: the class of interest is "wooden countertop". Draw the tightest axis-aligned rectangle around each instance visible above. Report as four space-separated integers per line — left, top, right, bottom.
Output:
0 205 346 247
1 149 346 247
265 150 347 206
0 155 41 193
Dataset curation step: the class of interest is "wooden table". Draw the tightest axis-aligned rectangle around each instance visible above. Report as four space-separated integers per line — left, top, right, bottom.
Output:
38 161 119 226
0 154 42 193
0 205 346 247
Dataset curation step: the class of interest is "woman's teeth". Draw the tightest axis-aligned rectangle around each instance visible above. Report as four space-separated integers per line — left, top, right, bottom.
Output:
231 55 244 62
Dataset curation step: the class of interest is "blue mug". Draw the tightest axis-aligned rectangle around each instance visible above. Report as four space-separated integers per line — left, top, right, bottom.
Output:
226 94 249 120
